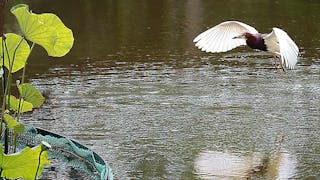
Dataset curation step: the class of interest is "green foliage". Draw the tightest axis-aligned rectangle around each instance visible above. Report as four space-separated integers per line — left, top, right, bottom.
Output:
6 83 45 113
0 2 74 179
6 95 33 113
18 83 45 108
0 33 30 73
0 144 50 180
11 4 74 57
3 113 25 134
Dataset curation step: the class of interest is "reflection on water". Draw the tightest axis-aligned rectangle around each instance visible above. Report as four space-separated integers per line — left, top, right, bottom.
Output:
4 0 320 179
194 150 297 179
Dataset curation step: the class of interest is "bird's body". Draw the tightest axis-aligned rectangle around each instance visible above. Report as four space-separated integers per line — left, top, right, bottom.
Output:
244 33 267 51
193 21 299 70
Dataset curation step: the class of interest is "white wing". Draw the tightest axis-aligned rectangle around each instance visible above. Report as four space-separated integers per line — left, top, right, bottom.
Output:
193 21 259 53
264 28 299 69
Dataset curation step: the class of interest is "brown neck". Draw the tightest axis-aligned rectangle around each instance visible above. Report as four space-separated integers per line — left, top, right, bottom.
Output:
245 33 267 51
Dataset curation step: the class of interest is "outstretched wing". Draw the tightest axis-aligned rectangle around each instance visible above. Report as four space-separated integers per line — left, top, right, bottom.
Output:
264 28 299 69
193 21 259 53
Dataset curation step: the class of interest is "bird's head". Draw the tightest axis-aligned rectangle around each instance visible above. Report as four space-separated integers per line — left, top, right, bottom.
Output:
232 32 252 40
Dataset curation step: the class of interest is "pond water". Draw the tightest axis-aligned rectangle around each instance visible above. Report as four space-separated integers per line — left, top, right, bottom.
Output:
5 0 320 179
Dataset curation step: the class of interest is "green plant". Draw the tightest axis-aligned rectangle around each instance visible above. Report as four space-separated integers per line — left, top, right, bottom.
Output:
0 3 74 179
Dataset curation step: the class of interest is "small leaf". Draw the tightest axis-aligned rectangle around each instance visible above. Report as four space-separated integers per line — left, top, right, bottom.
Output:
11 4 74 57
0 33 30 73
0 144 50 180
18 83 45 108
6 95 33 113
3 114 25 134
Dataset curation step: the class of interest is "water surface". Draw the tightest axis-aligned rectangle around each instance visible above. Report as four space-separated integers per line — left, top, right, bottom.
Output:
5 0 320 179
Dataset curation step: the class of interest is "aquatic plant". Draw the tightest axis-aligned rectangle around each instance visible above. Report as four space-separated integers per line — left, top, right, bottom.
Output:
0 3 73 179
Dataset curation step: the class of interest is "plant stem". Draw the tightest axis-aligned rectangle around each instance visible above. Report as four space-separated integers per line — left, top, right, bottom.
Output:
1 39 12 155
14 42 34 152
17 42 35 119
1 37 24 154
16 39 31 121
0 36 5 137
35 149 44 180
0 0 5 140
21 42 35 84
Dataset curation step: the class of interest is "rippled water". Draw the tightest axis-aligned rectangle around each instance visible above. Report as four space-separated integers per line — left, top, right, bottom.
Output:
5 0 320 179
29 55 319 179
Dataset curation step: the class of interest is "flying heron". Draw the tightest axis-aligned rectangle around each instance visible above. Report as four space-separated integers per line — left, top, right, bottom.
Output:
193 21 299 70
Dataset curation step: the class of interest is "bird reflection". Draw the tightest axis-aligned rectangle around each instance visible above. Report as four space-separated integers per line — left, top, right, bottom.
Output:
194 149 297 179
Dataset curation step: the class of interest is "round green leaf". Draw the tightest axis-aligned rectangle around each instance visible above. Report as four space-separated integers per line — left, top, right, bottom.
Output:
18 83 45 108
11 4 74 57
38 13 74 57
0 33 30 73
